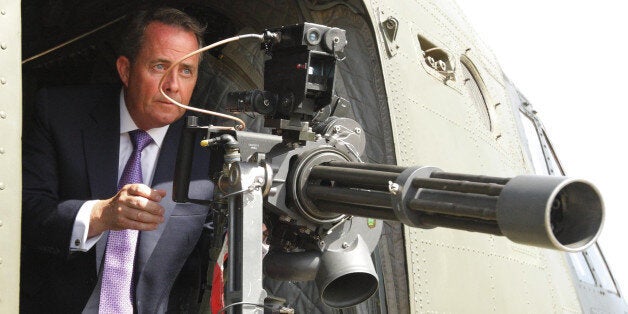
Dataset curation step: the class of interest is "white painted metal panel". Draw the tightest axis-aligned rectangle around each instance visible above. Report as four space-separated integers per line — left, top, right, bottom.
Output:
362 0 582 312
0 0 22 312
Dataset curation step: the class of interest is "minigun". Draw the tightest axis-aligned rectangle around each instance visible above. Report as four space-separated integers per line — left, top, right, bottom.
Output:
173 23 604 312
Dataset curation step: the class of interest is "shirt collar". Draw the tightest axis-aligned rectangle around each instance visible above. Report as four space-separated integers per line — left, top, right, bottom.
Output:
119 89 169 148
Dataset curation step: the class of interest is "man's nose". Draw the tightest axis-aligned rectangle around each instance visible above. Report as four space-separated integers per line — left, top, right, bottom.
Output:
162 69 180 94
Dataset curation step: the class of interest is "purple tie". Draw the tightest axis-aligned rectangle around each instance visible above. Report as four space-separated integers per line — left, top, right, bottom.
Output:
99 129 153 313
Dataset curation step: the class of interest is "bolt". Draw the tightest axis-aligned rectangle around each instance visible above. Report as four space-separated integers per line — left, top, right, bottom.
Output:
342 242 349 249
1 10 5 15
1 77 6 84
388 181 400 195
268 188 278 197
319 241 325 247
0 220 2 227
0 43 6 50
0 111 6 118
0 182 5 190
386 19 396 29
0 147 4 154
354 127 362 134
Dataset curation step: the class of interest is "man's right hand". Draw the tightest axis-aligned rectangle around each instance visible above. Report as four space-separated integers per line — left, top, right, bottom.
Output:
88 184 166 238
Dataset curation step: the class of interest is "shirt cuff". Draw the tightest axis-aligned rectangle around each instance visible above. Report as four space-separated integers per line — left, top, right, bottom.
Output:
70 200 103 252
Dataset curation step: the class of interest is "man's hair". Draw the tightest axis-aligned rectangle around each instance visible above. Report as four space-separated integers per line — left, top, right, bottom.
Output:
119 7 205 62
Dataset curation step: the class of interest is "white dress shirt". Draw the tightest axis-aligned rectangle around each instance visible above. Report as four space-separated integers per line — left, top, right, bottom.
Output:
70 90 170 251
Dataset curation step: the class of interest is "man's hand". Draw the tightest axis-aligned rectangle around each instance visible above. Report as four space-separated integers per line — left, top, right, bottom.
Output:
88 184 166 238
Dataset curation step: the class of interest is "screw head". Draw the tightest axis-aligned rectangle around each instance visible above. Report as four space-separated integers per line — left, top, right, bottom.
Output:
388 181 400 195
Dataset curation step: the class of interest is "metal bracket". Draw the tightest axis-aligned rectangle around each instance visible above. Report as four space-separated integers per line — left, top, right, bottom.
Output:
379 13 400 57
225 162 268 313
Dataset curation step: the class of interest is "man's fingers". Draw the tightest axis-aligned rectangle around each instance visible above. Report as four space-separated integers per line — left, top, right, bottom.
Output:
114 216 160 231
126 207 164 225
122 194 163 213
115 194 165 221
125 184 165 202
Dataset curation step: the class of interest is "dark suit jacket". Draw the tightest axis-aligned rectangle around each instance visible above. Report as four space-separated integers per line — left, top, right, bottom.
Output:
21 85 214 313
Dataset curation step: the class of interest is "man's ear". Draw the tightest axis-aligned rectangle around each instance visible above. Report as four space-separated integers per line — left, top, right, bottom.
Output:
116 56 131 87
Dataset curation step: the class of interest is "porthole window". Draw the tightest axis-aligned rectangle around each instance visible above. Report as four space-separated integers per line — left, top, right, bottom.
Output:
460 56 491 130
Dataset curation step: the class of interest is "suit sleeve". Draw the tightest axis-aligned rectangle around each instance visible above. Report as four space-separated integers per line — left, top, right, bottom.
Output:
22 88 87 259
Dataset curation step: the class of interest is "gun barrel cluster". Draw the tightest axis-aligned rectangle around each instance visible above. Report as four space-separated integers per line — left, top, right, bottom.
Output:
303 161 604 252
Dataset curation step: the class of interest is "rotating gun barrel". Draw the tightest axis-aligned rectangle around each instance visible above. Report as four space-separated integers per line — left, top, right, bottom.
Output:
300 161 604 252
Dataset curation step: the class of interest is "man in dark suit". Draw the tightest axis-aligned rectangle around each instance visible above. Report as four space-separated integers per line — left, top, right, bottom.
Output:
21 7 213 313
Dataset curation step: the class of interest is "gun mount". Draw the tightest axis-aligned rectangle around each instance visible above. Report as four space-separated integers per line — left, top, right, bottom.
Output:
173 23 604 312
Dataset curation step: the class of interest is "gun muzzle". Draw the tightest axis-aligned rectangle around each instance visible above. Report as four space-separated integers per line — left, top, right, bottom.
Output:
496 175 603 251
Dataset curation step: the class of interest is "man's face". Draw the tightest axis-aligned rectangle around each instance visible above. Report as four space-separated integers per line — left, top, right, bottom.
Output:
116 22 200 130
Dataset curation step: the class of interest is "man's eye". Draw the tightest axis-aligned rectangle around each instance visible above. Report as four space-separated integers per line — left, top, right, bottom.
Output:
153 64 166 71
181 68 192 76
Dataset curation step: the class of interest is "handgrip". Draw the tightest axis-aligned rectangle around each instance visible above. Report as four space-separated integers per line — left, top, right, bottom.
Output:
173 116 200 203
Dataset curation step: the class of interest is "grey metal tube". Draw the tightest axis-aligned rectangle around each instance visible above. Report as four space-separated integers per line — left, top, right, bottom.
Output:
408 199 497 221
315 235 379 308
413 190 499 220
430 171 511 185
263 251 321 281
315 200 398 221
326 161 406 173
420 214 502 236
306 185 392 208
308 165 398 189
412 177 504 196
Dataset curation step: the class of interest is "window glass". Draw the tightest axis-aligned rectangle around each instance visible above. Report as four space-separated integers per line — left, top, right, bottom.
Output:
519 112 548 175
586 245 618 294
567 253 596 285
